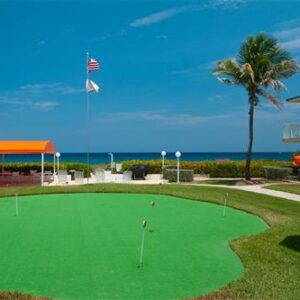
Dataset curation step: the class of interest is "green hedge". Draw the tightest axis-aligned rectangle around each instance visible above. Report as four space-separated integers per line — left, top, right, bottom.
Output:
163 167 194 182
263 166 293 180
122 159 290 178
0 162 92 177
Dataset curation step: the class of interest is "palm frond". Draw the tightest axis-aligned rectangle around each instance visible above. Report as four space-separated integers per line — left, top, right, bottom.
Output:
257 89 282 110
274 59 300 78
261 78 286 90
217 77 236 85
240 63 255 83
213 59 242 77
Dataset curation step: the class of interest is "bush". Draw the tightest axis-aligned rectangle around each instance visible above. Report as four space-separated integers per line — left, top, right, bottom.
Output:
122 159 290 178
1 162 92 177
263 166 293 180
163 167 194 182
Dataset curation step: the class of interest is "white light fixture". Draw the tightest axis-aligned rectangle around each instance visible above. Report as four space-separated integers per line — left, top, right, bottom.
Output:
175 151 181 158
56 152 61 171
108 153 114 170
175 151 181 183
161 151 167 176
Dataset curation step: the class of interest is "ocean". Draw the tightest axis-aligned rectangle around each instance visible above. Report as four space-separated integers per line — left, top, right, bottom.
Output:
1 152 293 164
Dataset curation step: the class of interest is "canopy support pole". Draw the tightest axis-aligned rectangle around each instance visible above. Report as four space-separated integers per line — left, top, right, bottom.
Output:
53 154 56 175
41 153 44 186
1 154 4 174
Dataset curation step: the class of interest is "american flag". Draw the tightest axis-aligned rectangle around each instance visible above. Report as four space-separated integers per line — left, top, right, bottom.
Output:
87 58 100 72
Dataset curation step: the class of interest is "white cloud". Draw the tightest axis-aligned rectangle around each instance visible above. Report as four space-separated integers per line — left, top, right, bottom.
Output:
169 59 220 80
0 82 80 112
37 40 46 46
34 101 59 111
0 97 59 111
96 110 233 127
0 98 31 106
281 38 300 50
156 34 168 41
89 29 127 43
19 83 84 95
95 101 300 129
276 18 300 30
130 6 188 27
130 0 243 28
274 20 300 51
275 27 300 40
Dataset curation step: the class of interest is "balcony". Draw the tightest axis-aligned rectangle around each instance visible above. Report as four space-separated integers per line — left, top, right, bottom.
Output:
283 124 300 143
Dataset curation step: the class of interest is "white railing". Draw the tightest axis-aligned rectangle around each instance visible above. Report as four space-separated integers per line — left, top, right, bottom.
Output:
283 124 300 143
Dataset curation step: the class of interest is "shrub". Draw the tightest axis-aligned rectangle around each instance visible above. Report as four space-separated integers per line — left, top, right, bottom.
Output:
1 162 92 177
163 168 194 182
263 166 293 180
122 159 290 178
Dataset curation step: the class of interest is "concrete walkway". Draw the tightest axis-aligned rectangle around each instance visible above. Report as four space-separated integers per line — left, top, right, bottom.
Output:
197 183 300 203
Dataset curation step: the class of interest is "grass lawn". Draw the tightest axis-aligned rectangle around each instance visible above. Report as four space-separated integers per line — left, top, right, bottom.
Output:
199 180 243 186
266 183 300 195
0 184 299 299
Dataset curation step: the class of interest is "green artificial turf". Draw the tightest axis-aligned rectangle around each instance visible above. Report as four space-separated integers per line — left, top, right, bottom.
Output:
0 193 267 300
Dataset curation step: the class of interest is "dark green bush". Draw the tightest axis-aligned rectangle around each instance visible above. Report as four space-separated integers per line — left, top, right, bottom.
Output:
1 162 92 177
122 159 290 178
163 168 194 182
263 166 293 180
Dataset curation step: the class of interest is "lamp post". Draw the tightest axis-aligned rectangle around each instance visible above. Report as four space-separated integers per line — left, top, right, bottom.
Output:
108 152 114 170
175 151 181 183
56 152 61 172
161 151 166 176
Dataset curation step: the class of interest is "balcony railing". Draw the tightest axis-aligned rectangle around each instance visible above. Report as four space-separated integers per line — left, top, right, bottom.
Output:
283 124 300 143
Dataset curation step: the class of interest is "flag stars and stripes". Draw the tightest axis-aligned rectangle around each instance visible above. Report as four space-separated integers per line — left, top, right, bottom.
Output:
87 58 100 72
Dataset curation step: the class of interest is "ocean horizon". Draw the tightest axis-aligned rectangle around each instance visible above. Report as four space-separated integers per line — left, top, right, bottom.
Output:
1 152 293 165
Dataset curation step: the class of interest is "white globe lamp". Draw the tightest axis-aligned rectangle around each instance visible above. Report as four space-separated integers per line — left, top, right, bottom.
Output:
56 152 61 171
175 151 181 183
161 151 167 176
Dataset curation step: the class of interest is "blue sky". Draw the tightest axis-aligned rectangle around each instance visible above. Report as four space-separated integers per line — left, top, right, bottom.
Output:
1 0 300 152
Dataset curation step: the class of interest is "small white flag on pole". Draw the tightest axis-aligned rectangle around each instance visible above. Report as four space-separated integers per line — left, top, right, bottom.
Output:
86 79 100 93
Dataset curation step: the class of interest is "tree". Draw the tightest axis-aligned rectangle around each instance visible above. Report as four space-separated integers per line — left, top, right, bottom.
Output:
213 33 299 180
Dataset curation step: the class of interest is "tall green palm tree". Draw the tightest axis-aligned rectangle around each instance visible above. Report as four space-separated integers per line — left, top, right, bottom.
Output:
213 33 299 180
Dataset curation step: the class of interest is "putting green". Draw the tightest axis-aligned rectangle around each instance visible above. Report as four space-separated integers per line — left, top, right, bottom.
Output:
0 193 267 299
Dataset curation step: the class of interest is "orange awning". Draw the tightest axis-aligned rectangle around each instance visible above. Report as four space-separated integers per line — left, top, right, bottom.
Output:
0 141 55 154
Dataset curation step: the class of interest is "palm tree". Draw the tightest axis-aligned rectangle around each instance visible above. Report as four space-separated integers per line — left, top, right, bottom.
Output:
213 33 299 180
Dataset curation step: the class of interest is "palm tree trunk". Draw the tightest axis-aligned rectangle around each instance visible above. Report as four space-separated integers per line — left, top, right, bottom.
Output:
245 101 255 181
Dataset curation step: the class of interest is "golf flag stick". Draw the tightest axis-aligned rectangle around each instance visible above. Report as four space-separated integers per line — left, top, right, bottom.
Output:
15 193 18 216
138 219 147 268
223 192 228 217
149 201 156 232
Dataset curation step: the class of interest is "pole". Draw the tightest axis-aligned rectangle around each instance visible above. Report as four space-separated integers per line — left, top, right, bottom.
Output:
108 153 114 170
53 154 56 175
223 193 228 217
138 219 147 268
15 193 18 216
177 157 179 183
1 154 4 174
86 52 91 183
57 156 60 171
162 156 164 176
41 153 44 186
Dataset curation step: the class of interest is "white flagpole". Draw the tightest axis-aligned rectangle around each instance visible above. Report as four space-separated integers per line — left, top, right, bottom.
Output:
138 219 147 268
86 52 91 183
